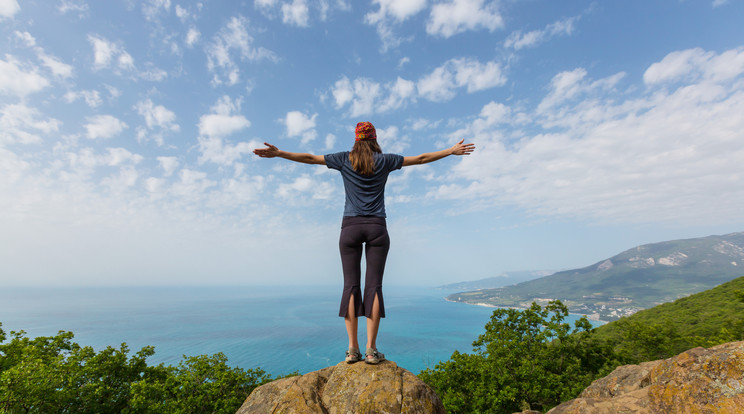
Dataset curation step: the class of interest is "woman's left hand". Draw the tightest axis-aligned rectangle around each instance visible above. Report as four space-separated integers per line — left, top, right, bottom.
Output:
450 139 475 156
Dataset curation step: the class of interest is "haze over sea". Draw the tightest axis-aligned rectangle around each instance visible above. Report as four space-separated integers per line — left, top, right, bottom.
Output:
0 285 598 376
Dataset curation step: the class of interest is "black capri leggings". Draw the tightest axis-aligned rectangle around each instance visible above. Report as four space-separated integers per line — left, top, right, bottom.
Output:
338 216 390 319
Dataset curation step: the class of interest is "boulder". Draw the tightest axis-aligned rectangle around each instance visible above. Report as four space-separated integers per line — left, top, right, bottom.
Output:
236 360 445 414
549 341 744 413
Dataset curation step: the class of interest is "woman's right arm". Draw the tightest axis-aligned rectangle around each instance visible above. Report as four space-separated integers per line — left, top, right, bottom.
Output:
402 139 475 167
253 143 326 165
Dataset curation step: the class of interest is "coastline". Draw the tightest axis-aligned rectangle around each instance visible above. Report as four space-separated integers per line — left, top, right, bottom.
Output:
443 296 609 325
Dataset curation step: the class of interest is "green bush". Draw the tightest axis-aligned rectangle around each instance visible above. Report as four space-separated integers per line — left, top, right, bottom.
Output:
0 323 274 414
419 301 618 414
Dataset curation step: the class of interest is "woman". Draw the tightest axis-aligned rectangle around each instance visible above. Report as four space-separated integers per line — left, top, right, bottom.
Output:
253 122 475 364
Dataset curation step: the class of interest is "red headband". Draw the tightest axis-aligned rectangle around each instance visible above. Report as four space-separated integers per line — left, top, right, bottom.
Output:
355 122 377 141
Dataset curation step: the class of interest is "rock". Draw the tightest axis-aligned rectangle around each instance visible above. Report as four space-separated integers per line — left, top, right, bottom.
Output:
236 360 445 414
549 341 744 413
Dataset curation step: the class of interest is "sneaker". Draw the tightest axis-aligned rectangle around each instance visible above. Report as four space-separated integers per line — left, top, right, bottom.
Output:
345 348 362 363
365 347 385 365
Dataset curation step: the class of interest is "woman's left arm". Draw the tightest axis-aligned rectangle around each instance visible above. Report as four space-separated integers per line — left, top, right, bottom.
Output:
402 139 475 166
253 142 326 165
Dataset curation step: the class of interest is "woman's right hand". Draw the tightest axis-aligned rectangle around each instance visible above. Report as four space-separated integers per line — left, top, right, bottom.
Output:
253 143 280 158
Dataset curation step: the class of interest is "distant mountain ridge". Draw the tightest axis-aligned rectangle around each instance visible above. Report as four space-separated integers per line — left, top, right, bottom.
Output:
438 270 555 291
447 232 744 321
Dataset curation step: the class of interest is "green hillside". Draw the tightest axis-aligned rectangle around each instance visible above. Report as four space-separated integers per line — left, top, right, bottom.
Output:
448 232 744 320
593 275 744 360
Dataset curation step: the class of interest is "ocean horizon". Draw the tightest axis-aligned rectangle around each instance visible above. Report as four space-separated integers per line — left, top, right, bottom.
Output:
0 285 600 376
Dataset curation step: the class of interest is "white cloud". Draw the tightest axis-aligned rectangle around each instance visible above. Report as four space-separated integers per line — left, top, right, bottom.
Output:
88 34 135 72
255 0 279 10
142 0 170 21
365 0 427 50
118 52 135 71
15 31 74 78
197 96 256 165
536 68 626 128
282 0 309 27
84 115 128 139
198 96 251 138
427 0 503 38
277 174 334 199
38 53 74 78
157 156 179 176
206 15 277 86
64 90 102 107
504 16 579 50
57 0 88 15
284 111 318 143
88 35 116 68
171 168 216 199
331 75 417 117
417 57 506 102
331 59 503 116
175 4 189 19
135 99 179 131
0 56 50 97
366 0 426 23
324 133 336 150
185 27 201 47
643 47 744 85
331 76 382 117
0 0 20 19
376 125 410 154
379 77 416 112
135 99 179 145
256 0 348 24
435 46 744 225
0 103 62 145
105 147 143 166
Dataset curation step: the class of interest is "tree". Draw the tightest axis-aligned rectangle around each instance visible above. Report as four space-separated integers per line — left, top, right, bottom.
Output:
127 353 273 414
0 325 276 414
0 328 155 413
419 301 617 414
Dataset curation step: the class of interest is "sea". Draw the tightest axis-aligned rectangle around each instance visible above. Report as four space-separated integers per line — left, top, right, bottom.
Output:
0 285 600 376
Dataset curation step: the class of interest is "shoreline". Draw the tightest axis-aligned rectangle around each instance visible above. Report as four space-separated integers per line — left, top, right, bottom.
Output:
444 296 610 324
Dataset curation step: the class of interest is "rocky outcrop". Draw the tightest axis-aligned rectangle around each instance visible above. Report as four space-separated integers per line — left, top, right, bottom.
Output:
236 360 445 414
549 341 744 413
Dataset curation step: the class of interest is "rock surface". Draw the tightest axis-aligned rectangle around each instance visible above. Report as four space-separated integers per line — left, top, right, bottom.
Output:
549 341 744 413
236 360 445 414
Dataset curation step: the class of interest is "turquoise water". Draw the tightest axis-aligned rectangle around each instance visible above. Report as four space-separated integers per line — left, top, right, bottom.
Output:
0 285 597 376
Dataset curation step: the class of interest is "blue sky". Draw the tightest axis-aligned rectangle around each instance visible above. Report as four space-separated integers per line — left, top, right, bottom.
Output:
2 0 744 287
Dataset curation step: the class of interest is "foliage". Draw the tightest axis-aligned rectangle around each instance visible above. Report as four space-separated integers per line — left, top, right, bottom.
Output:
128 353 273 414
0 324 274 414
419 301 618 414
593 276 744 363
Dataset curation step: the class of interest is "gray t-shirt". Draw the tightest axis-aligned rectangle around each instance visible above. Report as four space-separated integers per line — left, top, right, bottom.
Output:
325 151 404 217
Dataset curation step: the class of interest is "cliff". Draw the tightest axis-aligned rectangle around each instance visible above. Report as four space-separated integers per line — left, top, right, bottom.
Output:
236 360 445 414
549 340 744 413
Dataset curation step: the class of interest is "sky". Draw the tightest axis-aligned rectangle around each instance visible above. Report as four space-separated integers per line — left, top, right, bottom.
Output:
2 0 744 287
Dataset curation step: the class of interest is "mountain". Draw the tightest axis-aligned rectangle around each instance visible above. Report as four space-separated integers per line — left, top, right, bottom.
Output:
437 270 555 291
447 232 744 321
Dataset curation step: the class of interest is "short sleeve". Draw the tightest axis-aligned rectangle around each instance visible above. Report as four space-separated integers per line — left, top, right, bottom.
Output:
324 152 348 171
381 153 404 172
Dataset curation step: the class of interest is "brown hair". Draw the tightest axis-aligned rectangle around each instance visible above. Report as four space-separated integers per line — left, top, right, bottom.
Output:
349 139 382 176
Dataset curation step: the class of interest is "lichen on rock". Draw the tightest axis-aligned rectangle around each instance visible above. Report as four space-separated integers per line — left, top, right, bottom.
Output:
549 341 744 413
236 360 445 414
